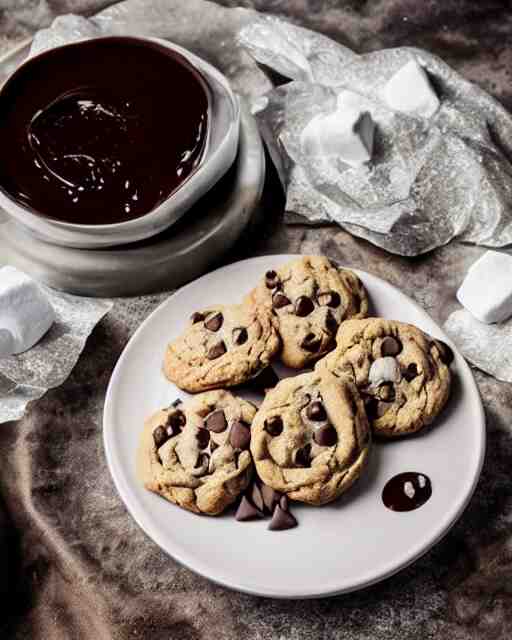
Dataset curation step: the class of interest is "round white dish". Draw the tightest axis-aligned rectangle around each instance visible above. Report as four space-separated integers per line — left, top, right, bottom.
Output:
0 36 240 249
103 255 485 598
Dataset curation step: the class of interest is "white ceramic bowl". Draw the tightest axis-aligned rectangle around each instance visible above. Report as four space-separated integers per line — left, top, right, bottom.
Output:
0 37 240 249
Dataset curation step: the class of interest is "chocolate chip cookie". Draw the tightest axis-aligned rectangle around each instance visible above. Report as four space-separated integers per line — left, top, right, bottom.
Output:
246 256 368 369
137 391 257 515
316 318 452 437
163 304 281 393
250 371 371 505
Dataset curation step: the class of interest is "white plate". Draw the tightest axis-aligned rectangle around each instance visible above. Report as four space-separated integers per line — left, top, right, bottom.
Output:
103 255 485 598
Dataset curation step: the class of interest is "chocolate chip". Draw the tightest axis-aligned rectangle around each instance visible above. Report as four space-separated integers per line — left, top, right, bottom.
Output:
153 426 168 448
206 410 227 433
207 340 226 360
325 310 338 334
195 453 209 468
246 366 279 391
236 496 264 521
378 382 396 402
272 292 291 309
295 444 311 467
434 340 454 365
210 440 219 452
381 336 402 356
265 270 280 289
268 504 298 531
229 421 251 450
261 484 280 513
295 295 314 317
190 312 204 324
318 291 341 308
251 483 265 512
166 410 186 436
403 362 418 381
204 312 223 332
196 428 210 449
301 332 322 352
170 398 183 408
365 397 391 419
279 495 289 511
364 397 377 419
264 415 283 436
232 327 248 345
306 401 327 421
313 424 338 446
168 410 186 426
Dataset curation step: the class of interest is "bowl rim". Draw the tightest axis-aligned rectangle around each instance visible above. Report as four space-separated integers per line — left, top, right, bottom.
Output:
0 35 240 234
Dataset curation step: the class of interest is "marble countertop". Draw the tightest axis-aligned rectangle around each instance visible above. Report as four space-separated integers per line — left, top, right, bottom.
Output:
1 2 511 639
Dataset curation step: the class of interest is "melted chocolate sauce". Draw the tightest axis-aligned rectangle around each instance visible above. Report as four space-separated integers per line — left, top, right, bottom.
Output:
0 37 209 225
382 472 432 512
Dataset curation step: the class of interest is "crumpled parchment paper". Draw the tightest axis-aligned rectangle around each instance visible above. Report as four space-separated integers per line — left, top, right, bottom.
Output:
444 309 512 383
0 283 112 423
239 16 512 256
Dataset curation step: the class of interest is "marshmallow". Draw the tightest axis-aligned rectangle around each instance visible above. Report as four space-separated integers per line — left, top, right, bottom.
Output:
0 266 55 357
301 90 375 167
383 60 440 119
368 357 402 386
457 251 512 324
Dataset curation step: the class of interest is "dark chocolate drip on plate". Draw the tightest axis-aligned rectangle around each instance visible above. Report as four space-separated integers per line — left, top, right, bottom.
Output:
382 472 432 512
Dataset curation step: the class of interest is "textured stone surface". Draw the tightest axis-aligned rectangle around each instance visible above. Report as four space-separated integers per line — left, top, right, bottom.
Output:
1 1 512 639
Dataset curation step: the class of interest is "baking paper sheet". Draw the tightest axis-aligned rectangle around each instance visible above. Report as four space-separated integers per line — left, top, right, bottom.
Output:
444 309 512 383
0 286 112 423
239 16 512 256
